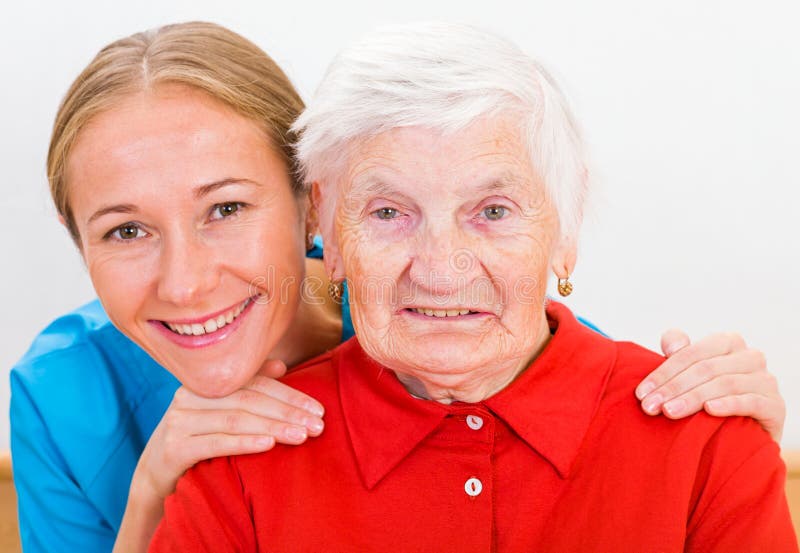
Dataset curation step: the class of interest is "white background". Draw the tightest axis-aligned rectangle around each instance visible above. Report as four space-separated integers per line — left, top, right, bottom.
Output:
1 0 798 450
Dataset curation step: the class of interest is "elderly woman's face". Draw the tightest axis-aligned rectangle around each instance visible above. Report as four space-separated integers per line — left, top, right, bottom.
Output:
327 116 570 399
67 85 307 397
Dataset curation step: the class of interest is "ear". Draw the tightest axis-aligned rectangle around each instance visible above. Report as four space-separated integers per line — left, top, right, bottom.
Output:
550 233 578 280
303 190 319 238
312 181 346 281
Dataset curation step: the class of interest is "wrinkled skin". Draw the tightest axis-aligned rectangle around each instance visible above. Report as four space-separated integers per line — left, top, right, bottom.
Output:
318 116 574 403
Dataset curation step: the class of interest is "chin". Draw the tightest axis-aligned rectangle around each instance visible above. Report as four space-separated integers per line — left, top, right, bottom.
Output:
175 359 259 398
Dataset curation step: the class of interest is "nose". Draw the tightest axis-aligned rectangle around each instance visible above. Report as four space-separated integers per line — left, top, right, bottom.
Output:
408 222 481 296
156 231 220 307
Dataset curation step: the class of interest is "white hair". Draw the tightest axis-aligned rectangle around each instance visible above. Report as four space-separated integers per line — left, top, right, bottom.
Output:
293 21 588 237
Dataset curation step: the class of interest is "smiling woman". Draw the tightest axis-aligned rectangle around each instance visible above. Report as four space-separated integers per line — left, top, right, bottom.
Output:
66 85 309 397
11 22 346 553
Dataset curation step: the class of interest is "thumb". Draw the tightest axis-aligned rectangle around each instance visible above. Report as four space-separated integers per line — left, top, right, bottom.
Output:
661 328 690 357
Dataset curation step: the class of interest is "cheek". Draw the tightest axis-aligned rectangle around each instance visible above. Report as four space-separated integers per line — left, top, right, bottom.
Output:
87 250 151 306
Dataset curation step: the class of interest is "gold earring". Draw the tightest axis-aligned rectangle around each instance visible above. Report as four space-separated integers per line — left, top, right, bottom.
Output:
328 279 344 303
557 276 573 297
306 233 315 251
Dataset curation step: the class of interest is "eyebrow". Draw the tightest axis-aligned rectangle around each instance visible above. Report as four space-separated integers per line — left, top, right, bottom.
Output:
475 173 529 193
193 178 261 199
87 178 262 224
87 204 138 224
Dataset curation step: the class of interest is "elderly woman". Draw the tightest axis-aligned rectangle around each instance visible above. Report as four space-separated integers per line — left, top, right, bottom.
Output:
10 21 787 553
150 23 796 551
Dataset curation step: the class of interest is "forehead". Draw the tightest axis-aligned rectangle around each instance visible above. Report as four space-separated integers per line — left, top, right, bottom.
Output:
66 86 278 206
345 116 534 188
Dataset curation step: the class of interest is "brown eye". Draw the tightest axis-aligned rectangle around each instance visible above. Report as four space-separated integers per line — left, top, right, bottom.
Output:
483 206 506 221
114 224 141 240
214 202 240 218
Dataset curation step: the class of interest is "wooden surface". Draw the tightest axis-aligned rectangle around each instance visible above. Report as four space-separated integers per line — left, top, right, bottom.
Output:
0 450 20 553
786 450 800 542
0 448 797 550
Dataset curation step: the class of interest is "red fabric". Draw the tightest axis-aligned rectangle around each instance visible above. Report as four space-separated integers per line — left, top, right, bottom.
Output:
150 301 797 552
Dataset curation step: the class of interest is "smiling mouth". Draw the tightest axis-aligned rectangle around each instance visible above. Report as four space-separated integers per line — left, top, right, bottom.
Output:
162 297 254 336
406 308 480 318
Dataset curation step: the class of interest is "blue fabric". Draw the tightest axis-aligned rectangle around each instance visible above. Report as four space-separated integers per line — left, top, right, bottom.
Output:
10 236 592 551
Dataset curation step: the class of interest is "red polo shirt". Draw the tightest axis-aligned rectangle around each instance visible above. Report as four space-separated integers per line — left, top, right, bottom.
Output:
150 301 797 552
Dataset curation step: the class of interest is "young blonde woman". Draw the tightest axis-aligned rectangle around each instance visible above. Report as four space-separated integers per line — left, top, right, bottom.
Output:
10 21 785 552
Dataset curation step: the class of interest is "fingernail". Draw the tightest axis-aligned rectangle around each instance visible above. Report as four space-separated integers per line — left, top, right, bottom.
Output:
255 437 274 448
304 417 324 434
642 394 663 415
663 399 686 417
306 402 324 417
636 381 656 400
285 426 307 442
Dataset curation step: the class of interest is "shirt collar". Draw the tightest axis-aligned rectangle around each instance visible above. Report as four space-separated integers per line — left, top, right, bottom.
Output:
338 301 617 489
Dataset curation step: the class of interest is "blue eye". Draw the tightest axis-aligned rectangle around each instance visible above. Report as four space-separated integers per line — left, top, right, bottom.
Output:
373 207 399 220
483 205 506 221
212 202 242 220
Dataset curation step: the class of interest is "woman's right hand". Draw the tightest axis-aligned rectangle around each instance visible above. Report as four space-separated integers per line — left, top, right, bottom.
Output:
113 360 324 552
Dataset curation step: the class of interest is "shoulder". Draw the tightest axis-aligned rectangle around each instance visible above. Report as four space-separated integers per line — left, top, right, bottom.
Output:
594 337 772 466
10 300 176 487
12 299 171 393
281 339 355 403
602 339 667 403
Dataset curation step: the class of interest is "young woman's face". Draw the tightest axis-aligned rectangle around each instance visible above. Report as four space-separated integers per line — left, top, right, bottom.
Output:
68 85 308 397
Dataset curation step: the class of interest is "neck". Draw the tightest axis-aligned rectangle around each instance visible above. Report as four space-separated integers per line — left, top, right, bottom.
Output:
396 315 552 404
265 257 343 368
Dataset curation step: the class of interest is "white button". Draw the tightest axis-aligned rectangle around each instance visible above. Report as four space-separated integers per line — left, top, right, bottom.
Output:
464 477 483 497
466 415 484 430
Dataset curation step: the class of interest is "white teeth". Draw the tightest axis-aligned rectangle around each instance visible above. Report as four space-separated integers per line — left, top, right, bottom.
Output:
412 308 474 318
165 298 253 336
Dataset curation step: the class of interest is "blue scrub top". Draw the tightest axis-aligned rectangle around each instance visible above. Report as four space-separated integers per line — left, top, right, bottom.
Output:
10 239 596 552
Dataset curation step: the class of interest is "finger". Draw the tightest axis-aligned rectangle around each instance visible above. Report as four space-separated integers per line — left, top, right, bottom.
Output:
704 394 784 442
658 372 773 419
180 434 277 469
182 390 325 435
640 349 766 415
178 409 315 445
245 375 325 418
635 332 749 400
259 358 288 379
660 328 690 357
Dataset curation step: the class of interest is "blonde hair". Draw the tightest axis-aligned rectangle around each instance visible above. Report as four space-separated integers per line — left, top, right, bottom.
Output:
48 21 305 242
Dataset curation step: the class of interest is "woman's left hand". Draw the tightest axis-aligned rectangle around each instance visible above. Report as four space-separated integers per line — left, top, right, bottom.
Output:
635 330 785 442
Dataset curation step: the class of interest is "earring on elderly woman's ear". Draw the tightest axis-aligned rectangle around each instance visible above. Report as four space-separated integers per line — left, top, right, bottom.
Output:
328 278 345 304
557 276 573 297
306 233 315 251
